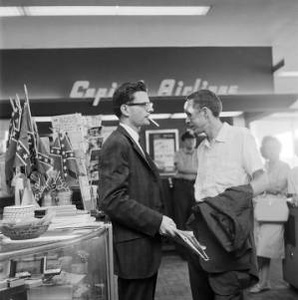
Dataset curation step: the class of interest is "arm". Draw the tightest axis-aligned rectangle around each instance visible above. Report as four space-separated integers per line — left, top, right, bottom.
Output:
250 170 269 196
242 131 268 196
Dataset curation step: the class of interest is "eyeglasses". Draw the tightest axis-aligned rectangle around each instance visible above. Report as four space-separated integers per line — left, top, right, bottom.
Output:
127 102 153 110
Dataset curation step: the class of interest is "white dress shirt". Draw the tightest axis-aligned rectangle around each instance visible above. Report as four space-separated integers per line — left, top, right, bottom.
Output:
119 123 145 157
194 122 263 202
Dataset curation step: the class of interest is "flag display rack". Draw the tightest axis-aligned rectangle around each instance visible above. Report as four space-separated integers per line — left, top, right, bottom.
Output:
4 85 96 211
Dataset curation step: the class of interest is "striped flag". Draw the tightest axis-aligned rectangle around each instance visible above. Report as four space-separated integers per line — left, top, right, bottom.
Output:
34 122 53 177
5 100 22 187
50 132 79 184
15 101 36 175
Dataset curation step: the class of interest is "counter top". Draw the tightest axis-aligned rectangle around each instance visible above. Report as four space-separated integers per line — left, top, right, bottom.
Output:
0 222 107 261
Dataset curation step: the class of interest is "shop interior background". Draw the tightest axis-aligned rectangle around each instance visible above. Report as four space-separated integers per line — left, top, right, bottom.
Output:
0 0 298 167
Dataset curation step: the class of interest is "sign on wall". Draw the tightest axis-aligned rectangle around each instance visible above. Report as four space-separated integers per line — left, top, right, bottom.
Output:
146 129 179 175
0 47 274 102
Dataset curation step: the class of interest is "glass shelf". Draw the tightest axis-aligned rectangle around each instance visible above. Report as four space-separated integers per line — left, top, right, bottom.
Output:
0 223 116 300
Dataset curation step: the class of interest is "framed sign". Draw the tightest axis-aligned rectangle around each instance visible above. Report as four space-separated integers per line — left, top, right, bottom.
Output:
145 129 179 175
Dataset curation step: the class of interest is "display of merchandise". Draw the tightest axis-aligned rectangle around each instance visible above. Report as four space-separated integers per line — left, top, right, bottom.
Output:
0 224 116 300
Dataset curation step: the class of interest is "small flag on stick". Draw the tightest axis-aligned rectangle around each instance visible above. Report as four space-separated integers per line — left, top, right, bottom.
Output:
50 132 79 183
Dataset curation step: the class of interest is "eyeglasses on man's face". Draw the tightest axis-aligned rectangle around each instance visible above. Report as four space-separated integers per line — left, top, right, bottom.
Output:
127 102 153 110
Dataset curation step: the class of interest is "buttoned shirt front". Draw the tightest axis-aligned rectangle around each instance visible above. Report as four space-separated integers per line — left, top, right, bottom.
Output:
194 122 263 202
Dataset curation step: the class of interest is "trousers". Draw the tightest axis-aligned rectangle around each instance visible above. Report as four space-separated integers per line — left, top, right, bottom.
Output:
118 273 158 300
188 253 250 300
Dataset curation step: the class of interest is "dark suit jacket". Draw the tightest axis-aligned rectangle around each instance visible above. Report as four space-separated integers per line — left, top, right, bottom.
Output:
98 125 164 279
188 185 258 286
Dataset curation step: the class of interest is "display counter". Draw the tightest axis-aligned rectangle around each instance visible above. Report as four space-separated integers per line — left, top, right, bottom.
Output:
0 223 116 300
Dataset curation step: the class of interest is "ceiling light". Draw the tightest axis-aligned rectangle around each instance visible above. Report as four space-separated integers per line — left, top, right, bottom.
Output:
34 116 52 122
150 114 172 119
0 7 23 17
170 113 186 119
0 6 210 17
26 6 211 16
101 115 118 121
276 71 298 77
220 111 242 117
33 112 242 123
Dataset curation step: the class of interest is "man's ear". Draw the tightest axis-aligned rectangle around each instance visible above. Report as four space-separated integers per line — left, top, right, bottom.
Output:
202 107 212 119
120 104 129 117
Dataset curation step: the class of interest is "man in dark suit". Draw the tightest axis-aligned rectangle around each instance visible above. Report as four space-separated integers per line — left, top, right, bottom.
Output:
98 81 177 300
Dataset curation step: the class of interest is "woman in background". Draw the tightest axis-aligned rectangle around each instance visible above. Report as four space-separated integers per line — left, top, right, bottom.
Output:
288 138 298 206
250 136 290 293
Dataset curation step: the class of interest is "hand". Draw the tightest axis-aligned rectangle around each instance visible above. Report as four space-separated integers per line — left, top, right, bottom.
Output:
250 172 269 196
159 216 177 237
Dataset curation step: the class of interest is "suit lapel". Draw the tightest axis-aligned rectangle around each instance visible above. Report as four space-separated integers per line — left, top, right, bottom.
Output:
117 126 157 174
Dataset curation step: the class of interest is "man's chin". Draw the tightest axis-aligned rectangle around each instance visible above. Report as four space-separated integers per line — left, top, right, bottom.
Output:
193 128 203 135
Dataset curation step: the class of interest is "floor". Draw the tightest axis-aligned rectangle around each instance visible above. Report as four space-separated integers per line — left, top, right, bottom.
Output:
155 252 298 300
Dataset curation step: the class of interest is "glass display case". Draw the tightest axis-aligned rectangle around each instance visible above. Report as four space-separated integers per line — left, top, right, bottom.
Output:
0 223 116 300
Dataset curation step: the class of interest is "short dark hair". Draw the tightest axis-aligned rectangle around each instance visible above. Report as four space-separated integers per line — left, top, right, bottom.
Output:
181 131 195 141
186 89 222 117
112 81 147 118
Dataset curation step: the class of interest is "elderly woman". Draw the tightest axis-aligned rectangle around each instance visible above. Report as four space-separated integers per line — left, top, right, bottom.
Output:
250 136 290 293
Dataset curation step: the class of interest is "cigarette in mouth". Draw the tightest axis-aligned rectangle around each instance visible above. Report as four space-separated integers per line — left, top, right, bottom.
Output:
148 117 160 127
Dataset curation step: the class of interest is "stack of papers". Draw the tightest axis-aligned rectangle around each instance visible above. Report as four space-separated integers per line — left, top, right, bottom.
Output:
46 205 77 217
175 230 210 261
49 214 97 229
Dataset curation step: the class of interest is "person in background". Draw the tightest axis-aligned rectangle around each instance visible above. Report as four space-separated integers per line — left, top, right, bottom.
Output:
172 131 198 258
288 138 298 206
98 81 177 300
183 89 267 300
250 136 290 293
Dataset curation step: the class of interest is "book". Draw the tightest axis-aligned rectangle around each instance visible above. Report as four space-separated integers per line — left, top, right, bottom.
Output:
6 277 25 288
24 278 43 288
175 230 210 261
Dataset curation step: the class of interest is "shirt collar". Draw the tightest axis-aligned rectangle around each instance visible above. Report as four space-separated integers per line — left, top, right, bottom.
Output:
215 122 230 142
119 123 140 144
202 122 230 148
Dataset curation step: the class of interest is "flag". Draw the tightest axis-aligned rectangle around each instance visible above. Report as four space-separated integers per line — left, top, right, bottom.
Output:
5 101 22 187
35 131 53 175
15 102 36 176
50 132 79 183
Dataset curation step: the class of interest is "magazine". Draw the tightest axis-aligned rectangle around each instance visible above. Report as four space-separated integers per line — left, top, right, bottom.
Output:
175 230 210 261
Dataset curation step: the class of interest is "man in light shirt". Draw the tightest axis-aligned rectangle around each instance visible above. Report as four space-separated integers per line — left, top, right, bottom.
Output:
183 89 267 300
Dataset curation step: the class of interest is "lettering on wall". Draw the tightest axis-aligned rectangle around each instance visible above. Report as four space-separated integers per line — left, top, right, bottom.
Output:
69 79 239 106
